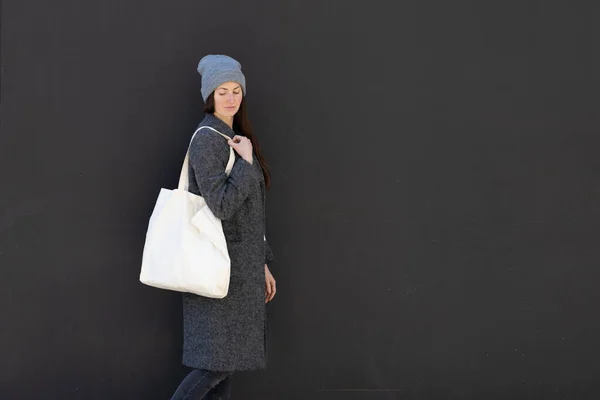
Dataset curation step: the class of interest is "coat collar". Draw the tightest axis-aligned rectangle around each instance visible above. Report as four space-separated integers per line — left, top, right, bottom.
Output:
201 113 236 139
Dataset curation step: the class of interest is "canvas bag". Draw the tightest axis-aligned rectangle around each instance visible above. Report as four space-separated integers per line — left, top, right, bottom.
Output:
140 126 235 298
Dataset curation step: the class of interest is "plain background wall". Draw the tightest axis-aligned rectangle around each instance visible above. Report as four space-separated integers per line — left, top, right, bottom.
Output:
1 0 599 399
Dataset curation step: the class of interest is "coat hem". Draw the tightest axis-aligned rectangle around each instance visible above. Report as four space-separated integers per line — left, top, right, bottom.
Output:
182 358 267 372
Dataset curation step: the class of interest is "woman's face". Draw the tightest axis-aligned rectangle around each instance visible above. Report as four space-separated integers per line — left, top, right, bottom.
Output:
213 81 243 119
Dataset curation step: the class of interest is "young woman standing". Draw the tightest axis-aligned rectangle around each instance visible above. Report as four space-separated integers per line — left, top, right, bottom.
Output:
170 54 277 400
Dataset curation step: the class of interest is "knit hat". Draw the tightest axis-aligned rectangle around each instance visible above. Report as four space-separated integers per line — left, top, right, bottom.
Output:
197 54 247 102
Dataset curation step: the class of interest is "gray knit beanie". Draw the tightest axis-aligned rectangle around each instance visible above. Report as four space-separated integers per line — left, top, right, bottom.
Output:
197 54 246 102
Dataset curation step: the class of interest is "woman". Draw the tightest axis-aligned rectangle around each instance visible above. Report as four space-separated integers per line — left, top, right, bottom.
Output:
171 54 277 400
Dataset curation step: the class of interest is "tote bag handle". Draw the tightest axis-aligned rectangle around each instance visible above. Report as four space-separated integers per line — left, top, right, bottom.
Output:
177 126 236 190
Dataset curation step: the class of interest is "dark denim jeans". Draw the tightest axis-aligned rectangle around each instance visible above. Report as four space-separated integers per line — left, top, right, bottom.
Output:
170 369 234 400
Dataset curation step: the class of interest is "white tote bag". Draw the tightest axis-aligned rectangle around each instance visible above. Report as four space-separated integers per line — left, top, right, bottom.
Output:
140 126 235 298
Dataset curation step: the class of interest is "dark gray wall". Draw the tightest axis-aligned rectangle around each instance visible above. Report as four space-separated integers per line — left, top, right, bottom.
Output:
1 1 599 399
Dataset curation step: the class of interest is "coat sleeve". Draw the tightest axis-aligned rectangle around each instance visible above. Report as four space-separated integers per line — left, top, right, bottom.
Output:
265 237 275 265
188 132 255 220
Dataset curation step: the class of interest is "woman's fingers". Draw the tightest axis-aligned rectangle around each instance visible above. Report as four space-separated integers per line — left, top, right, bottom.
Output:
268 281 276 302
265 280 271 303
265 265 276 302
229 135 249 146
228 136 253 163
265 279 276 303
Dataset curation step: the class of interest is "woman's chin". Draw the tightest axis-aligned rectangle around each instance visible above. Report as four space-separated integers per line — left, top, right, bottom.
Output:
220 108 238 117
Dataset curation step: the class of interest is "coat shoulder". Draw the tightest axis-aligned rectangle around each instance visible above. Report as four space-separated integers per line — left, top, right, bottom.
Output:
189 128 230 160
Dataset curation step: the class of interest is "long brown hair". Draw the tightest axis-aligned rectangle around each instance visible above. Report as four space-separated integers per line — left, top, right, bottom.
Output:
204 93 271 189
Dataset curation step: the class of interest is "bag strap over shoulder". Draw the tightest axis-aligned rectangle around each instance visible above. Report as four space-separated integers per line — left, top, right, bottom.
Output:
178 126 237 191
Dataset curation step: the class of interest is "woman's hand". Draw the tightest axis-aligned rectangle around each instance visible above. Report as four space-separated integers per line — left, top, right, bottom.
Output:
265 264 276 303
228 135 253 164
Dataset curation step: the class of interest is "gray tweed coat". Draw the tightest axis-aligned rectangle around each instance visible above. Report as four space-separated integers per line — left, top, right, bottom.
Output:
182 113 274 371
